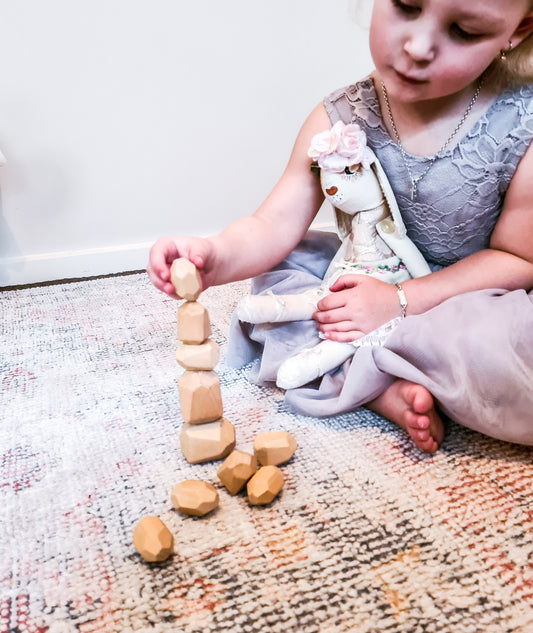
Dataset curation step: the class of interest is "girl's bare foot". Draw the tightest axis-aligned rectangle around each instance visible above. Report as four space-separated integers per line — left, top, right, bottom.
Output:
366 379 444 453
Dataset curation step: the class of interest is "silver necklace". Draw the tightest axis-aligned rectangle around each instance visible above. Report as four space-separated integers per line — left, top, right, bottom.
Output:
381 80 482 200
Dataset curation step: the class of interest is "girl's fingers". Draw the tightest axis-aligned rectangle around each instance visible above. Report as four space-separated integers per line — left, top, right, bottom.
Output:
149 238 179 279
313 306 347 324
317 320 356 333
187 250 207 271
328 274 361 292
316 293 346 312
322 329 365 343
146 262 164 288
146 265 178 298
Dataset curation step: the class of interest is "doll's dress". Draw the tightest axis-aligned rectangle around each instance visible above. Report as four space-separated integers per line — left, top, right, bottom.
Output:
226 77 533 445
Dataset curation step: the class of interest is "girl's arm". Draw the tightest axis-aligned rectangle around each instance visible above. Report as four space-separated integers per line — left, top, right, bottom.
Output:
148 103 330 297
315 142 533 342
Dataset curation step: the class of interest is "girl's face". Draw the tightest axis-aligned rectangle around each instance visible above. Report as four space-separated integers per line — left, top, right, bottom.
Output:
370 0 533 103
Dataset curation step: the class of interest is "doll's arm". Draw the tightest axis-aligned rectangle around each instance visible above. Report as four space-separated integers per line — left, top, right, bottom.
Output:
236 288 321 323
376 219 431 278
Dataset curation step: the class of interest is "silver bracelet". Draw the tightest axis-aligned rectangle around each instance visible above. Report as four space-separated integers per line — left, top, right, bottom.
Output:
395 283 407 318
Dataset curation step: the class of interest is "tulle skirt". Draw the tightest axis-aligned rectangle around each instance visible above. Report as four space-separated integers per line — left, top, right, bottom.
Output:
226 231 533 445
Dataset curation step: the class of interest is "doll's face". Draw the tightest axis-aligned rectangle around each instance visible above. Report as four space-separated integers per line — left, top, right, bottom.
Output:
320 165 384 214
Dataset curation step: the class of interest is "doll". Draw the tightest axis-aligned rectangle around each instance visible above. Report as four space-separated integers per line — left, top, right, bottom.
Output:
236 121 431 389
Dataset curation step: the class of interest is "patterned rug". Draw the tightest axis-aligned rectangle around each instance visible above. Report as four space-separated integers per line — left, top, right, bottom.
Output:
1 272 533 633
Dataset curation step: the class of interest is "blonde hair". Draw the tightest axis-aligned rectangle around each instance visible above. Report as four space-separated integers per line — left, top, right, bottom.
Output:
468 0 533 86
487 33 533 86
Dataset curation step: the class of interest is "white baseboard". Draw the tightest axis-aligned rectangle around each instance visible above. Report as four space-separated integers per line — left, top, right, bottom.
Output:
0 242 152 287
0 221 336 288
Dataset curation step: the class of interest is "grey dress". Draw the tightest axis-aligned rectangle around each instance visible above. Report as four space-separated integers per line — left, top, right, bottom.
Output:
226 77 533 445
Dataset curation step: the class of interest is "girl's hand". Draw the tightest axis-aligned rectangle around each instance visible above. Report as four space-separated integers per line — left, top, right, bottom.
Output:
147 236 217 299
313 275 400 342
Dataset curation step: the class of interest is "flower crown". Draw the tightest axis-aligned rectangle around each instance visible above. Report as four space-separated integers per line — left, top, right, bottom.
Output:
308 121 374 173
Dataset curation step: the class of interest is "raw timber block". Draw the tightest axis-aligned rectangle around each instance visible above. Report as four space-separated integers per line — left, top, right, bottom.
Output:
180 418 236 464
171 480 219 517
254 431 297 466
132 516 173 562
177 301 211 345
170 257 202 301
175 339 219 371
247 465 284 505
217 450 257 495
178 370 223 424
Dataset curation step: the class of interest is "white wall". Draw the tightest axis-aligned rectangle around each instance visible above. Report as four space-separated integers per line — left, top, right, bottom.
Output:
0 0 373 286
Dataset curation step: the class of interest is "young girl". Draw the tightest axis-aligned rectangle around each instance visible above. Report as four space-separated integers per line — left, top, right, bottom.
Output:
148 0 533 453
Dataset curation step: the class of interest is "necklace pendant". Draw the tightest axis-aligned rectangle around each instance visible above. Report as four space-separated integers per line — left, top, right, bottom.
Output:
381 79 483 205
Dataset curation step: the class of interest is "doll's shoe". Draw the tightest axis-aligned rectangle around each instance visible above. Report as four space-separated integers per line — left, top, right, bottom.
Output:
276 340 354 390
276 352 321 390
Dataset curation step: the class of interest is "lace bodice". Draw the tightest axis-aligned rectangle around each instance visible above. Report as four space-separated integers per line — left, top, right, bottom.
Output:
324 78 533 267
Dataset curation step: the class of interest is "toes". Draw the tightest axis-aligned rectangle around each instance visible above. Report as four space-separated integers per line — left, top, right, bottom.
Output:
406 431 436 453
411 433 437 453
412 390 434 416
403 383 433 416
404 411 439 453
410 429 430 442
422 438 438 453
405 410 430 431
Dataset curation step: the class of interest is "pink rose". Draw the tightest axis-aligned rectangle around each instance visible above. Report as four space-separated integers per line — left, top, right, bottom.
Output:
318 152 350 173
337 124 366 156
307 121 344 160
337 124 373 169
307 121 374 172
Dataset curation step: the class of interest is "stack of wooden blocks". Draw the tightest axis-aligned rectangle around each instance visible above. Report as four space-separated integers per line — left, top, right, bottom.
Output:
132 258 297 563
172 258 236 465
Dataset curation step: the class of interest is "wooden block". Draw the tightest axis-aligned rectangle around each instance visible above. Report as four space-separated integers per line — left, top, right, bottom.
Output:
178 370 223 424
247 465 284 505
217 450 257 495
180 418 236 464
170 257 202 301
175 339 219 371
177 302 211 344
254 431 297 466
132 516 173 562
170 480 219 517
